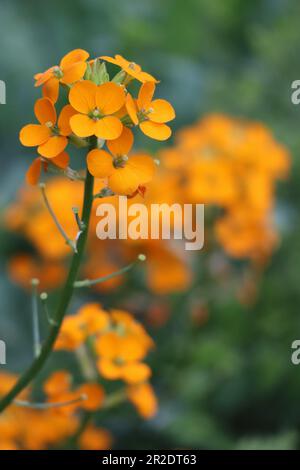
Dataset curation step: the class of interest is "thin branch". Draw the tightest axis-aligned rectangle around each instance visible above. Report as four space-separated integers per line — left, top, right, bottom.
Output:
74 254 146 288
75 344 98 381
102 388 127 410
44 162 85 181
40 292 57 326
72 207 86 231
39 183 76 251
93 188 115 199
31 278 41 357
14 394 87 410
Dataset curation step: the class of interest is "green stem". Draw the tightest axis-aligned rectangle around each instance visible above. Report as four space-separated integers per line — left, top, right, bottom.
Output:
31 279 41 357
0 160 95 413
102 388 127 410
14 394 86 410
74 262 136 288
74 254 146 288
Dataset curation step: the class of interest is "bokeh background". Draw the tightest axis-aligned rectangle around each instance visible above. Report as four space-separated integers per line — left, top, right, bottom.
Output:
1 0 300 450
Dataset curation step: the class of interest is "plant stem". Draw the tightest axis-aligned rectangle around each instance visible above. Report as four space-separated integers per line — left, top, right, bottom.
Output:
14 394 86 410
74 261 136 288
31 279 41 357
40 183 76 251
74 254 146 288
0 163 95 413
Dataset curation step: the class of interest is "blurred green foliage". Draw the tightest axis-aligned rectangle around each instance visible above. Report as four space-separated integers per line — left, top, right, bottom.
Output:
1 0 300 450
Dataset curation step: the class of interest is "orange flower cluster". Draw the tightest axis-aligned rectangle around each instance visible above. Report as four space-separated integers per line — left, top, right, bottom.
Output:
159 114 290 261
54 303 157 419
6 113 290 301
20 50 175 195
0 371 112 450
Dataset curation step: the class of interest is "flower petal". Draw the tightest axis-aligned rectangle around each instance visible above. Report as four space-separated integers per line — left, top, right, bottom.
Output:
96 332 121 358
137 71 159 83
97 358 122 380
99 55 120 66
78 383 105 411
127 383 158 419
96 82 125 115
70 114 96 137
60 61 87 85
69 80 97 114
38 136 68 158
60 49 89 68
107 127 134 156
138 82 155 110
34 98 56 125
58 105 77 136
101 55 158 83
126 154 155 184
121 362 151 384
139 121 171 141
34 67 54 87
125 93 139 125
20 124 51 146
95 116 123 140
87 149 114 178
42 78 59 103
149 99 175 123
26 158 42 185
108 166 140 195
51 151 70 169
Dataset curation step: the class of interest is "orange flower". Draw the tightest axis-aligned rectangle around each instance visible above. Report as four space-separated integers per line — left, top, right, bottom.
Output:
20 98 75 158
87 128 155 195
55 303 110 351
100 54 158 83
126 82 175 140
8 254 66 291
79 425 112 450
43 371 72 398
44 372 104 414
127 383 158 419
95 311 153 384
76 303 110 336
69 81 125 140
34 49 89 103
26 151 69 186
77 383 105 411
54 315 86 351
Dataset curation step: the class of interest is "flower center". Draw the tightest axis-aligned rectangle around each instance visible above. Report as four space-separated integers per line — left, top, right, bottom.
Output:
138 108 153 122
128 62 136 70
45 121 53 128
114 357 125 365
89 108 102 121
113 155 128 169
53 66 64 79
